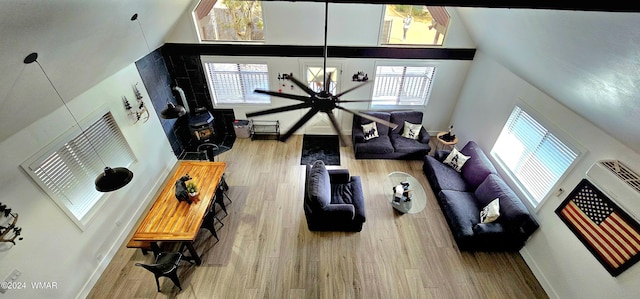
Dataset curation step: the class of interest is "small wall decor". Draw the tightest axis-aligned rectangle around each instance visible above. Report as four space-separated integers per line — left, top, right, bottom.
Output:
555 179 640 276
123 82 149 124
277 73 292 81
352 71 368 82
0 202 22 246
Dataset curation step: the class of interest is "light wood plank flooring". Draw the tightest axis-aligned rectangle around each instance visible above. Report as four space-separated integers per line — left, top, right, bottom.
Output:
88 136 548 299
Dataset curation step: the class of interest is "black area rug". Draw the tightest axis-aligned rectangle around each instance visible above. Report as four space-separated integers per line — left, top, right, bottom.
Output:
301 135 341 166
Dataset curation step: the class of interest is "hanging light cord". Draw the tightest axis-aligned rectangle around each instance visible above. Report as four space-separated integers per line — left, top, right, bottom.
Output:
131 13 150 52
32 59 108 167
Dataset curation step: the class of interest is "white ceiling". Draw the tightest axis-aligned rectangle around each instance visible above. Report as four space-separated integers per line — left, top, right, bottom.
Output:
2 1 640 154
0 0 191 142
456 8 640 153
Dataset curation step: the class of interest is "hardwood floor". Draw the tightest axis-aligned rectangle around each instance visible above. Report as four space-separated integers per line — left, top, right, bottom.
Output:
88 136 548 299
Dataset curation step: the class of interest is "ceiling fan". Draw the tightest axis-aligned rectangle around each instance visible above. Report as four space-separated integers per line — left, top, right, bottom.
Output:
246 1 398 144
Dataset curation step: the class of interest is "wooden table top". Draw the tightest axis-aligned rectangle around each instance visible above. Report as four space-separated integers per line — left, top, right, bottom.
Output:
132 161 226 242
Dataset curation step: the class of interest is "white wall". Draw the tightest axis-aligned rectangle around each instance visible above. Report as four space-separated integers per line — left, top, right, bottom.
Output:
453 51 640 299
0 64 176 299
168 2 474 134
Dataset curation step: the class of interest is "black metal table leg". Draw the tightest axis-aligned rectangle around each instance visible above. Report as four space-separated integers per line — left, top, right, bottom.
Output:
181 242 201 265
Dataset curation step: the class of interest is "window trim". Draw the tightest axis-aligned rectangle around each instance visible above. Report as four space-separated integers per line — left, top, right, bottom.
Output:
490 102 585 211
201 56 270 107
369 61 437 109
20 106 136 230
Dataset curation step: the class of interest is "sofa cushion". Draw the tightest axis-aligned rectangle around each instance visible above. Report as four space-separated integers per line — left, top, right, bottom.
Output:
443 148 470 172
439 190 481 239
361 122 379 140
460 141 498 189
307 161 331 207
401 121 422 140
355 135 394 154
390 134 431 154
475 174 530 229
331 183 354 204
390 111 423 132
356 112 391 136
423 155 469 192
480 198 500 223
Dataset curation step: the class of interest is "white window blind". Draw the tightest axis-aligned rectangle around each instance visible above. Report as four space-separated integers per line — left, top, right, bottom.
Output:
492 106 579 206
23 112 135 227
204 62 269 104
372 66 435 106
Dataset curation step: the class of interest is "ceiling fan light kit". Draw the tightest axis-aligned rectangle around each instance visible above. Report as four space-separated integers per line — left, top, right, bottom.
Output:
246 1 397 144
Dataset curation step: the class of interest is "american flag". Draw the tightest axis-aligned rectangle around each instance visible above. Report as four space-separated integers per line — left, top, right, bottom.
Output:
556 179 640 276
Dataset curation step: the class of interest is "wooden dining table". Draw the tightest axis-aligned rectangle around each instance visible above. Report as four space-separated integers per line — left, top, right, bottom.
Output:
131 161 226 265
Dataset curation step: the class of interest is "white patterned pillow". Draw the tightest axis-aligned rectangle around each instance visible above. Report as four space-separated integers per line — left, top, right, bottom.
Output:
443 148 470 172
480 198 500 223
361 122 379 141
401 121 422 140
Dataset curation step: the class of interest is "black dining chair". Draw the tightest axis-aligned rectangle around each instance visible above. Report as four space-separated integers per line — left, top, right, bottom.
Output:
135 251 184 292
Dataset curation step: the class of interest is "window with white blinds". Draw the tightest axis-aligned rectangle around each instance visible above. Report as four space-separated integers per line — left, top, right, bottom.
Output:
492 106 580 207
204 62 269 104
371 66 435 107
22 112 135 229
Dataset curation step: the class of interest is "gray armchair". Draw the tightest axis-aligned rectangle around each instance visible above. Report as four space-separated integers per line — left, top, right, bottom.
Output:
303 161 366 232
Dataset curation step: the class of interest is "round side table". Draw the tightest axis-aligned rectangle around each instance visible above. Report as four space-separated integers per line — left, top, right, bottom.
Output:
435 132 458 151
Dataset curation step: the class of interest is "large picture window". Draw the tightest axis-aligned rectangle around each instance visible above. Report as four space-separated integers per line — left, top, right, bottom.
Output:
194 0 264 42
371 65 435 107
21 111 136 229
492 106 580 208
204 62 269 105
380 5 449 46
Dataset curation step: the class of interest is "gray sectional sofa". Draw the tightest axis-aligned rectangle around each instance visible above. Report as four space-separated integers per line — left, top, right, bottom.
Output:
422 141 539 251
351 110 431 160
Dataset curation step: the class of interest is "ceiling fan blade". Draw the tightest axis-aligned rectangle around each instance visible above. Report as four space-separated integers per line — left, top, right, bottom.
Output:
334 99 374 103
287 75 317 97
279 108 320 142
336 106 399 130
246 102 312 118
326 111 348 146
254 89 311 102
334 81 371 98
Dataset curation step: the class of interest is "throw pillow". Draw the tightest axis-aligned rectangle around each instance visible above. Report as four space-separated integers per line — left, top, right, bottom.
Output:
401 121 422 140
361 122 379 141
480 198 500 223
443 148 470 172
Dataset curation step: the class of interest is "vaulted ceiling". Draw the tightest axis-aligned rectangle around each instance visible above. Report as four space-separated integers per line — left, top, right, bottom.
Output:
2 0 640 153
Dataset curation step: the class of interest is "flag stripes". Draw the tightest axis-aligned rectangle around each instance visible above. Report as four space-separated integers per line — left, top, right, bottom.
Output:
556 179 640 276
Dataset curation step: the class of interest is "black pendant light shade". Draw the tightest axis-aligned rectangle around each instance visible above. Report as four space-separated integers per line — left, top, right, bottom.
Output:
160 102 187 119
24 52 134 193
95 167 134 192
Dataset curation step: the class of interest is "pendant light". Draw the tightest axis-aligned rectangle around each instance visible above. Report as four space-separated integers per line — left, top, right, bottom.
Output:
131 13 186 120
24 52 133 192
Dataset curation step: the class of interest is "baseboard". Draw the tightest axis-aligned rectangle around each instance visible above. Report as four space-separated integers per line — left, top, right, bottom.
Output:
520 247 560 299
75 163 175 299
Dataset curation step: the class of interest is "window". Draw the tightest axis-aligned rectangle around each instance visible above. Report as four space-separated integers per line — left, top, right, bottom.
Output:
371 65 435 107
491 106 580 208
306 66 338 94
380 5 449 46
204 62 269 104
194 0 264 42
21 111 136 229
